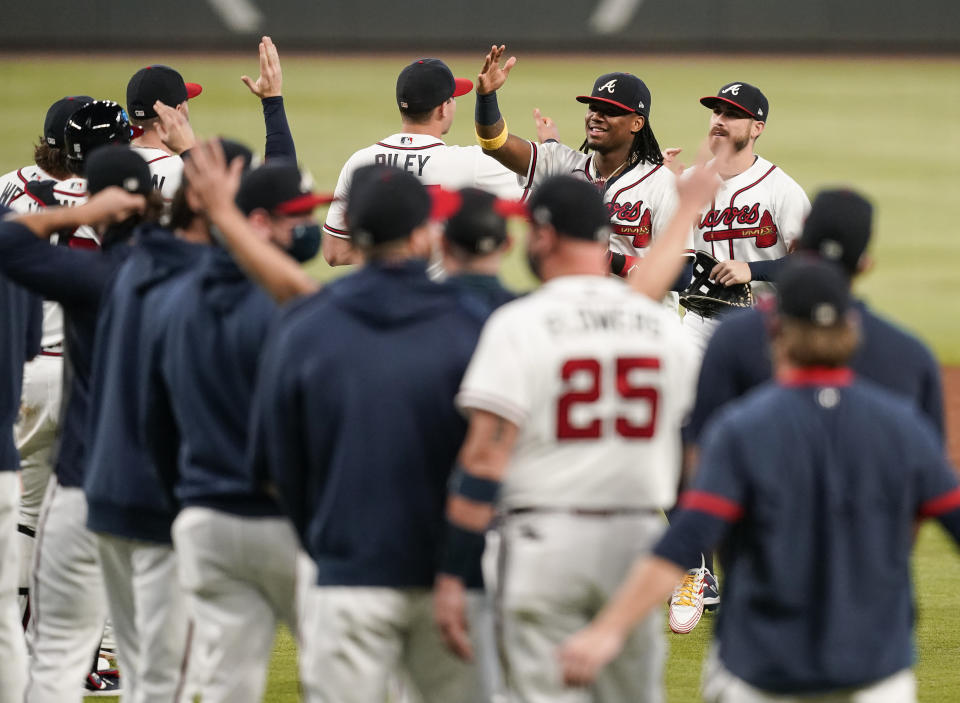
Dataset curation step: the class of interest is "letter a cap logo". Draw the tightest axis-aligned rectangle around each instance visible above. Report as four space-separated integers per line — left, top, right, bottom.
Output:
576 72 651 117
700 81 769 122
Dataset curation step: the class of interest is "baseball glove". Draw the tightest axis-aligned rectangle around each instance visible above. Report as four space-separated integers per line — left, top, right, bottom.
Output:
679 251 753 319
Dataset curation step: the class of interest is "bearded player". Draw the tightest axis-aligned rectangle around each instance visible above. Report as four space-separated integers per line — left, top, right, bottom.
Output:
682 81 810 354
473 45 687 281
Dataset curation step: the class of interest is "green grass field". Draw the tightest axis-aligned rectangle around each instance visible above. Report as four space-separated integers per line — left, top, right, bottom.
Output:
3 50 954 702
3 51 960 360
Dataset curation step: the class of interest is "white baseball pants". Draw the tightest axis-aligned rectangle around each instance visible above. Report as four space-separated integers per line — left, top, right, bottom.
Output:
97 533 192 703
495 511 666 703
25 479 107 703
0 471 27 703
681 311 719 365
172 507 300 703
701 648 916 703
298 586 481 703
14 354 61 623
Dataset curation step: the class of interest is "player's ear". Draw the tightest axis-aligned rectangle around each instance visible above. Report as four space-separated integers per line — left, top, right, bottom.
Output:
752 120 765 140
246 209 273 240
631 115 645 134
855 253 873 277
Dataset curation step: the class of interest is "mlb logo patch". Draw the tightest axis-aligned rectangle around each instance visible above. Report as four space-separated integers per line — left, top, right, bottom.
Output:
401 136 413 145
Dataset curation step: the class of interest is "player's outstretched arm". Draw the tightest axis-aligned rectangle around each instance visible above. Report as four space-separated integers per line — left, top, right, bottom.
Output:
435 409 518 661
12 187 146 239
183 139 319 303
475 44 533 175
559 556 685 687
628 140 724 300
241 35 298 162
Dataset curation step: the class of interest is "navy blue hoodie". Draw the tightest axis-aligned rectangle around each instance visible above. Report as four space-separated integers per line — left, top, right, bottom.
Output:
144 247 279 516
84 225 205 542
0 220 132 487
252 260 488 588
0 207 42 471
684 300 944 445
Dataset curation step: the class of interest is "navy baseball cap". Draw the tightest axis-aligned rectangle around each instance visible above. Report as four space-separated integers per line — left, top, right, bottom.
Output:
85 145 153 197
348 165 431 246
43 96 93 148
127 65 202 120
797 189 873 276
701 82 769 122
437 188 512 255
528 176 610 242
577 73 651 117
776 257 851 327
396 59 473 112
236 161 333 216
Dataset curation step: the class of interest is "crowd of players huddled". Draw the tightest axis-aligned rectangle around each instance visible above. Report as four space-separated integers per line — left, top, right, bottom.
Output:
0 36 956 703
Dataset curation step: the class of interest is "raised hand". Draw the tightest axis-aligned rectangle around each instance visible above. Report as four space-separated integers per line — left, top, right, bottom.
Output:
153 101 196 154
241 35 283 99
477 44 517 96
533 108 559 143
662 147 685 175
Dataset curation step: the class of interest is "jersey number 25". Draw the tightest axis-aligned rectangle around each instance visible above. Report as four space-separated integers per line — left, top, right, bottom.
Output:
557 357 659 440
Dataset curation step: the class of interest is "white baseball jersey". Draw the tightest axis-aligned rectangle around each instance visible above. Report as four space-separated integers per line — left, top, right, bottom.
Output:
458 275 697 511
682 155 810 355
0 165 55 209
520 140 689 259
131 146 183 204
323 133 523 240
691 155 809 267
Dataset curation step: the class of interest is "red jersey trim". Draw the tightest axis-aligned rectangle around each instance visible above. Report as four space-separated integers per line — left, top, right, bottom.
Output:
919 488 960 518
678 491 744 522
777 367 853 388
17 169 31 185
375 141 444 150
146 154 174 164
730 164 777 206
523 141 539 191
609 164 661 202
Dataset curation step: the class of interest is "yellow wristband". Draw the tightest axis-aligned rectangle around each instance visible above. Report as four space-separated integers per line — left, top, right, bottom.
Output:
476 122 509 151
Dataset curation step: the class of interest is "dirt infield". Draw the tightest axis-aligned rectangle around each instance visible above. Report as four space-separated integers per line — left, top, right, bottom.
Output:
945 367 960 470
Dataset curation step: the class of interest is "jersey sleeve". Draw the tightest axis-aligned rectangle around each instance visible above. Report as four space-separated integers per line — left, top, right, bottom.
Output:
467 145 526 200
526 140 585 191
322 155 355 240
456 305 531 427
774 174 811 250
911 413 960 544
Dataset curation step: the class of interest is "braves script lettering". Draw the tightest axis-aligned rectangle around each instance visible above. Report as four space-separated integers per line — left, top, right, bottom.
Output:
701 208 778 248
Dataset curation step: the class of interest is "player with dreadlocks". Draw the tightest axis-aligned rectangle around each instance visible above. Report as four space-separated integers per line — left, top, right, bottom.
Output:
474 44 690 279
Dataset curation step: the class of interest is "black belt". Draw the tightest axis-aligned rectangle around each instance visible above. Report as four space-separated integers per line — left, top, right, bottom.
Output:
507 506 660 518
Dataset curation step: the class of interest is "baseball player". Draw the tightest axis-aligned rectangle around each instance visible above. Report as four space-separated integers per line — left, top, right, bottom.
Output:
250 164 490 703
137 160 328 703
473 45 687 280
434 165 724 702
125 63 202 204
322 56 523 267
669 189 946 635
681 81 811 354
0 206 42 703
560 258 960 703
439 186 519 311
0 109 154 703
0 95 92 629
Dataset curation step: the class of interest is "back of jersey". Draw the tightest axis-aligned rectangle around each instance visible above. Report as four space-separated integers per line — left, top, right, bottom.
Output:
458 275 697 510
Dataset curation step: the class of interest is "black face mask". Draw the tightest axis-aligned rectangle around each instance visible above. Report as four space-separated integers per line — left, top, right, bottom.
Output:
287 223 321 263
